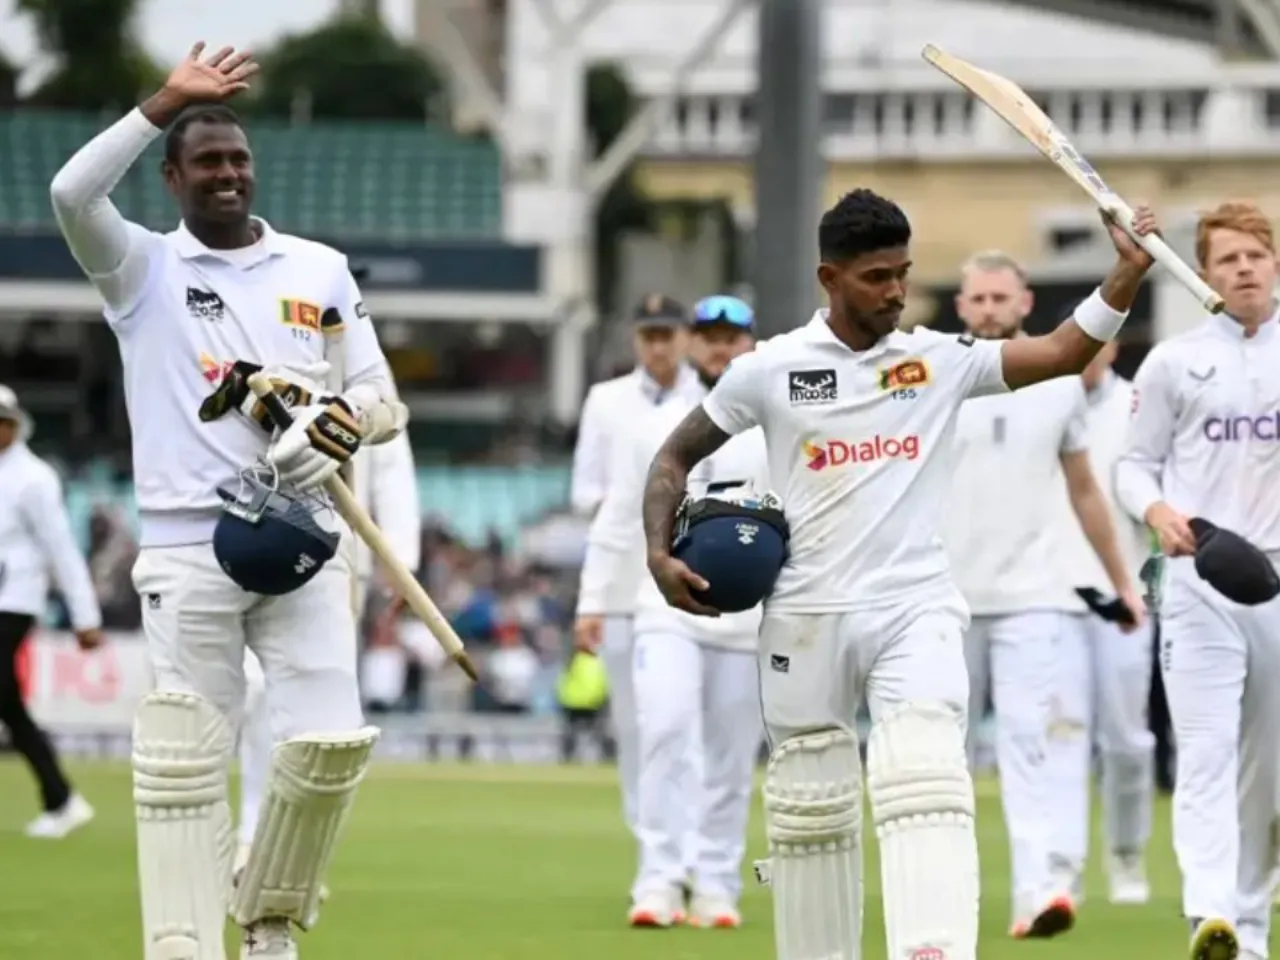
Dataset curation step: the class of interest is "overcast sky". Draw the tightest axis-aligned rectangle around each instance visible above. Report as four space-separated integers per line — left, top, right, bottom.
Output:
0 0 417 93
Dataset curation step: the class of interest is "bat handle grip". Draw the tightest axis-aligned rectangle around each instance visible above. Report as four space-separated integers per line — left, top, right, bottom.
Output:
246 372 298 430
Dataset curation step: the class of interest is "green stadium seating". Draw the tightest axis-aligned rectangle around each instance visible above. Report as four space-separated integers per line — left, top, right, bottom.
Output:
0 110 502 239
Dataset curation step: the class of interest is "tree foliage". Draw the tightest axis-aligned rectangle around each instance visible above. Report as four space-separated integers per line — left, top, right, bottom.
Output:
17 0 164 109
251 16 445 121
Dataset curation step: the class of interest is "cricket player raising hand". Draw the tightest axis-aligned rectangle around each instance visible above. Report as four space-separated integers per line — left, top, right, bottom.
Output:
50 42 402 960
641 189 1161 960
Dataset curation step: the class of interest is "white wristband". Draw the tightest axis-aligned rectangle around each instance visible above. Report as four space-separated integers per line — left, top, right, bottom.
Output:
1072 288 1128 342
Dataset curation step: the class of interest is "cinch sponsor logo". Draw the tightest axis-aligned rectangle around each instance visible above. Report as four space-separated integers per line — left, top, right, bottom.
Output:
1203 413 1280 442
803 435 921 470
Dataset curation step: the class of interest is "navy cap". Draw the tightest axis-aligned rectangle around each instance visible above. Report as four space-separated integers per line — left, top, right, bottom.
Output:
631 293 687 327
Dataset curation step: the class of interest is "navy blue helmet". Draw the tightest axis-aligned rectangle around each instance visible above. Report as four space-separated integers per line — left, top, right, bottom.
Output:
213 464 341 596
671 483 789 613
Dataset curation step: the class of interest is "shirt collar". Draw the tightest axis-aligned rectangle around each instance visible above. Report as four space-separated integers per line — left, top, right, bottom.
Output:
172 217 283 267
635 363 697 404
802 309 916 361
0 440 25 466
1209 301 1280 344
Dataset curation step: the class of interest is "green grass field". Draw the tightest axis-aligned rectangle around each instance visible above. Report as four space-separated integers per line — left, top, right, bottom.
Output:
0 760 1198 958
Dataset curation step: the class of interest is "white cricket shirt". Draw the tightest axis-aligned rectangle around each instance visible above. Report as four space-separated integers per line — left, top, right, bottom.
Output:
50 109 392 548
1116 310 1280 555
701 312 1008 614
570 364 702 515
942 373 1089 615
1052 372 1148 592
0 442 102 629
578 393 769 650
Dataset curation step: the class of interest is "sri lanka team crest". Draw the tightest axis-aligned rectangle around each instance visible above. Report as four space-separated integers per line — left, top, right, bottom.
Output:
198 352 235 385
878 358 930 392
280 299 322 331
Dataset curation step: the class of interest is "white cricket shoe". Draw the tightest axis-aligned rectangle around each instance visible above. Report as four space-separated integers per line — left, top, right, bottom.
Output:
628 888 684 928
233 842 330 903
242 918 297 959
689 893 741 928
1107 851 1150 905
24 794 94 839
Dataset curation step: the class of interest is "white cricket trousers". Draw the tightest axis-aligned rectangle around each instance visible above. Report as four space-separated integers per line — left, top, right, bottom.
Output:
963 610 1068 916
1045 612 1155 871
1160 563 1280 959
598 616 641 838
132 543 364 752
631 630 761 901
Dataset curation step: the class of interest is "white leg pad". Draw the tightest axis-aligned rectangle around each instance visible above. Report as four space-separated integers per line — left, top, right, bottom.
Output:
761 727 862 960
132 691 236 960
867 702 978 960
230 726 380 930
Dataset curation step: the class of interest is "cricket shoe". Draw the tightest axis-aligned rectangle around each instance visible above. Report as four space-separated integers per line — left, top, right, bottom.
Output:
233 843 330 904
1010 894 1075 939
688 893 741 928
24 794 94 839
628 888 685 928
242 918 296 959
1188 916 1238 960
1107 851 1150 905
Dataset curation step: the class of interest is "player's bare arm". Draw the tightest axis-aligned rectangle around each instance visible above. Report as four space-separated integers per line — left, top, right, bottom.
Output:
1001 207 1158 391
642 405 732 616
1060 450 1145 628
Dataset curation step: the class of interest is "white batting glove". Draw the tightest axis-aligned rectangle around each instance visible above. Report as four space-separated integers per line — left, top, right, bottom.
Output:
266 398 362 491
359 399 410 444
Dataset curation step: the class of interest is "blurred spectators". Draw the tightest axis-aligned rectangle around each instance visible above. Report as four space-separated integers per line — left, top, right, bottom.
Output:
86 505 140 630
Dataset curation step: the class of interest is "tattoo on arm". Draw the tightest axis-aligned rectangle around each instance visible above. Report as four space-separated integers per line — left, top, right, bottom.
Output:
641 407 732 556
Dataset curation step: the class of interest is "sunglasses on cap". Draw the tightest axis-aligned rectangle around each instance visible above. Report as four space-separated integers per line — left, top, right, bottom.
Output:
693 295 754 330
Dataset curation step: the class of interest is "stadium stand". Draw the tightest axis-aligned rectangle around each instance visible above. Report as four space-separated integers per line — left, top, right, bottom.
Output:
0 111 503 240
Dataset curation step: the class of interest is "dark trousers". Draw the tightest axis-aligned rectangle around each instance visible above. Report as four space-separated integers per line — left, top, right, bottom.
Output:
0 613 72 812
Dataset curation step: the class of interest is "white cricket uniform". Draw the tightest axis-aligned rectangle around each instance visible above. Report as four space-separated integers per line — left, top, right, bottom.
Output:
0 441 102 631
239 431 420 844
1115 310 1280 956
581 392 768 904
50 108 393 745
572 364 702 844
1043 371 1154 883
941 374 1090 916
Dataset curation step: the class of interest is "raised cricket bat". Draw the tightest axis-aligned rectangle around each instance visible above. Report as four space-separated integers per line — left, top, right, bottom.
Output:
922 44 1225 314
247 372 479 682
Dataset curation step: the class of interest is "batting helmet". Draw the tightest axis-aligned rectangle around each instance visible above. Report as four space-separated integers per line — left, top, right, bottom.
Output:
671 483 790 613
213 464 341 596
1190 517 1280 606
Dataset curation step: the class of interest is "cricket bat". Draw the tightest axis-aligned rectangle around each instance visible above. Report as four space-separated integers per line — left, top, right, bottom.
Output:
247 372 480 683
319 308 362 620
922 44 1225 314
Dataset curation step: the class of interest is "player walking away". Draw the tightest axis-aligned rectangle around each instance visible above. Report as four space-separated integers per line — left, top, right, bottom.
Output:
1116 200 1280 960
942 252 1144 938
581 295 766 929
640 188 1161 960
50 43 404 959
236 424 420 897
0 385 102 838
572 294 703 896
1044 339 1155 908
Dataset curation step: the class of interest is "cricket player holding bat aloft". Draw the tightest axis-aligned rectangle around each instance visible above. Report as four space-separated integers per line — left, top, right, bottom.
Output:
640 188 1161 960
50 43 406 960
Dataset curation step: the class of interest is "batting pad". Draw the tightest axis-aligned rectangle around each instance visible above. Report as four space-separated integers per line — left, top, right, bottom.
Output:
761 727 863 960
231 727 379 930
867 702 979 960
132 691 236 960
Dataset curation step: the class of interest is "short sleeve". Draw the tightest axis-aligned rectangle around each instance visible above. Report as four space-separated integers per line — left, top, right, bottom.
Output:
1061 385 1089 454
954 335 1008 399
701 350 765 435
335 266 388 383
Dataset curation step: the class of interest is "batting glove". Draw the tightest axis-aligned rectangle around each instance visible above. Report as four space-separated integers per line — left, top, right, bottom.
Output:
266 397 362 491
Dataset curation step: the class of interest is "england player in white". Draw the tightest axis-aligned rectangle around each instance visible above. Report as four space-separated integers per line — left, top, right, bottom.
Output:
942 252 1144 938
1116 200 1280 960
1044 340 1155 908
580 296 766 929
572 295 702 869
50 45 399 960
640 189 1161 960
236 427 420 894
